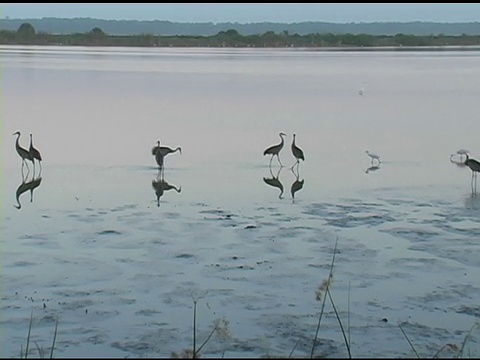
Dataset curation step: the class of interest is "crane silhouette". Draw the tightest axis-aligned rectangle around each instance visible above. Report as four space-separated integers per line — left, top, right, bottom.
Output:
465 154 480 194
152 140 181 170
365 150 381 165
291 133 305 170
264 132 286 167
29 133 42 173
263 165 284 199
13 131 34 173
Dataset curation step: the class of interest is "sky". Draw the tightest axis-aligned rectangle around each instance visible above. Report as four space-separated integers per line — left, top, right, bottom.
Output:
1 3 480 23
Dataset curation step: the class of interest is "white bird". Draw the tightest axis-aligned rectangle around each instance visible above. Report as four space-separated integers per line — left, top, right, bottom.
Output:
450 149 470 161
365 150 381 164
358 81 367 96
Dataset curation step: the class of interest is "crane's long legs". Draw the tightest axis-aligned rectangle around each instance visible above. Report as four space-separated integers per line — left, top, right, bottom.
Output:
471 171 477 195
290 159 299 171
22 159 30 177
276 155 283 167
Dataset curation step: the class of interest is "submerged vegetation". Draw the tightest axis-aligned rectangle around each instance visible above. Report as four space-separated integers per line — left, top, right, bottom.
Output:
2 22 480 48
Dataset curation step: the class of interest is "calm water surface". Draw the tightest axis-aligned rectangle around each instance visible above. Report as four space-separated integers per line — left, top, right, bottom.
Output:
2 46 480 357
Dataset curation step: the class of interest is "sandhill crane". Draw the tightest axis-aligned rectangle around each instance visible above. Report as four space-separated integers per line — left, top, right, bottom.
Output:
365 150 381 165
465 154 480 193
264 132 286 167
29 133 42 172
291 133 305 169
152 141 181 170
13 131 33 173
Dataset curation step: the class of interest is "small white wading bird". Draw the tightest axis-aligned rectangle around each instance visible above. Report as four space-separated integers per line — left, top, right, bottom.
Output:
365 150 381 165
450 149 470 162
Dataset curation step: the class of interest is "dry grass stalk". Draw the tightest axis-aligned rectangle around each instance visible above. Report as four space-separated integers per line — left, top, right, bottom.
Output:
310 237 338 358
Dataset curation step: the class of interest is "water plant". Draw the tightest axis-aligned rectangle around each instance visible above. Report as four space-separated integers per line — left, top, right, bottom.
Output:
20 310 58 359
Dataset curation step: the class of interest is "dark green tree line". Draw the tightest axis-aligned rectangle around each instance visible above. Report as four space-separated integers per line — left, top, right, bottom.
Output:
2 23 480 48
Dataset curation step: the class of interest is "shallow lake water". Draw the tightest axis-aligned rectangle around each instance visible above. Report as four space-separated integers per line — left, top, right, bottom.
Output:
2 45 480 358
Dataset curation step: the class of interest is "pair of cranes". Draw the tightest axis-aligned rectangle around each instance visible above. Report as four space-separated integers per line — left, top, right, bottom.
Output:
13 131 42 173
263 132 305 169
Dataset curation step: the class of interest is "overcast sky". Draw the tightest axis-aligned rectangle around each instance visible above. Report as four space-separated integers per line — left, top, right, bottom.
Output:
1 4 480 23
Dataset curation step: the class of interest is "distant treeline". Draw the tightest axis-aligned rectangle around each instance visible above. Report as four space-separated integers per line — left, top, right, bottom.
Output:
3 23 480 48
2 17 480 36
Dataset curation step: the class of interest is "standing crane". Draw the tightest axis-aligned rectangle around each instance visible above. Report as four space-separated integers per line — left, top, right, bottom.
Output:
29 133 42 172
13 131 33 173
152 140 181 172
263 132 286 167
291 133 305 170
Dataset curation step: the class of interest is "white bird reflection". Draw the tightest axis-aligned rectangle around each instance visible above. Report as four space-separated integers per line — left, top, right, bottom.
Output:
365 164 381 174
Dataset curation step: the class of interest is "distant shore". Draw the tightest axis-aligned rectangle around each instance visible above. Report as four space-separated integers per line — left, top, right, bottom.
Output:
2 23 480 49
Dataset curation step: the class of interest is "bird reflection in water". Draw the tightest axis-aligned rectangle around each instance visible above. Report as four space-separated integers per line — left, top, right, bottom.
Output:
14 171 42 210
290 166 304 203
365 164 381 174
151 169 181 207
263 165 284 199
